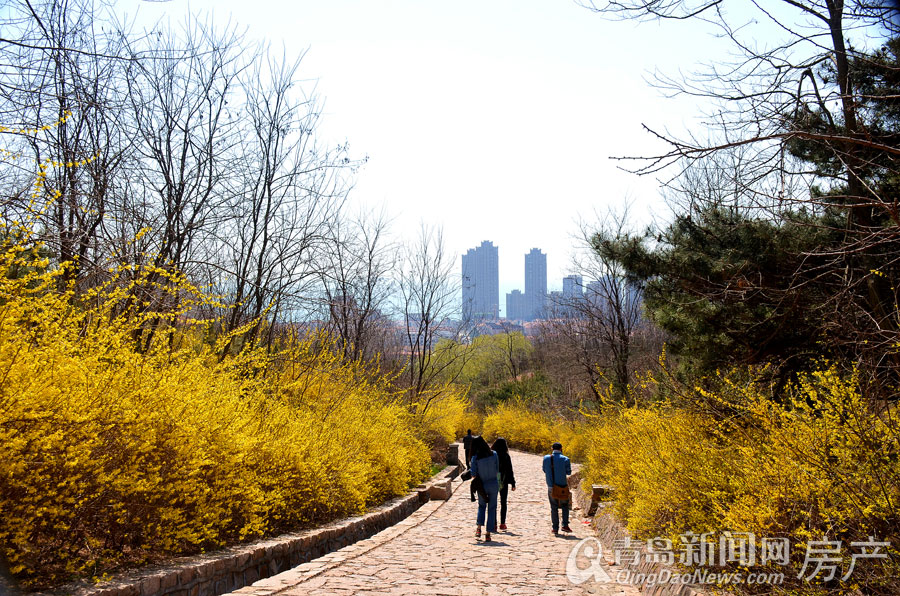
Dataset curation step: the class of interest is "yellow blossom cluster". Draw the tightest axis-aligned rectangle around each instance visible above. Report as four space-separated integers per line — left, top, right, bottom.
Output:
481 399 589 460
582 364 900 595
0 232 431 589
0 111 96 217
0 110 72 136
407 386 472 446
0 148 23 161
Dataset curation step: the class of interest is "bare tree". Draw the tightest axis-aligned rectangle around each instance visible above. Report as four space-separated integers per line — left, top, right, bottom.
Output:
212 46 354 353
107 16 247 350
395 225 467 412
123 16 243 277
0 0 135 289
581 0 897 179
581 0 900 381
1 2 364 355
319 209 396 362
537 209 656 403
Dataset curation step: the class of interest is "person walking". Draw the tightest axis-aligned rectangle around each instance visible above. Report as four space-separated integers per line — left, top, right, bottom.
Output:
491 437 516 531
462 429 474 469
542 441 572 535
469 435 499 542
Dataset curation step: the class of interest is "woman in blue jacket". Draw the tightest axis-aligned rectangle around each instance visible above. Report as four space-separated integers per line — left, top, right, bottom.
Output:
469 435 499 542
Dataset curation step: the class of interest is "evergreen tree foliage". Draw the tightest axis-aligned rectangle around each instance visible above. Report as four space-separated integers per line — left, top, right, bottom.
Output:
595 207 838 375
596 36 900 384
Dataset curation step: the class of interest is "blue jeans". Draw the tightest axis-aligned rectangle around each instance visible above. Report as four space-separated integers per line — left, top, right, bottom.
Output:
477 486 499 532
548 488 569 531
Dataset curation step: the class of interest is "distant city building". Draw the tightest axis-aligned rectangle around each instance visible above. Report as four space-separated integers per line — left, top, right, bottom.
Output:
560 275 585 318
461 240 499 321
524 248 547 321
472 320 525 337
585 279 604 306
562 275 584 301
506 289 526 321
584 277 643 321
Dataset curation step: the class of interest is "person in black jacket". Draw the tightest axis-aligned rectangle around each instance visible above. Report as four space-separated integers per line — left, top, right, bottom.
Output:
491 437 516 531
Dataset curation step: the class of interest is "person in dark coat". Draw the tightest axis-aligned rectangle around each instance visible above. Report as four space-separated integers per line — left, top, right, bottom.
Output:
491 437 516 531
462 429 474 469
469 435 499 541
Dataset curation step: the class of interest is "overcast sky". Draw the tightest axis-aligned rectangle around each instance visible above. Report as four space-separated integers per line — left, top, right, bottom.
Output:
135 0 733 315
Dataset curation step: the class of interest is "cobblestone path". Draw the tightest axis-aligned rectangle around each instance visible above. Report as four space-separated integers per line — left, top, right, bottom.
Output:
229 450 639 596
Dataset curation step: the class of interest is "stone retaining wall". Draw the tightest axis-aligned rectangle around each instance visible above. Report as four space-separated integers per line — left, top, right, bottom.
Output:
42 468 459 596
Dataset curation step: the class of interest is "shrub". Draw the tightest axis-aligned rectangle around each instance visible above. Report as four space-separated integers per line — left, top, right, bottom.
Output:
482 399 588 460
456 409 483 439
412 387 470 445
0 237 430 588
474 372 554 410
583 365 900 595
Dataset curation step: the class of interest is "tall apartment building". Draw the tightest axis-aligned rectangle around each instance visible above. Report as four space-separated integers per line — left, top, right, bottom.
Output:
461 240 499 321
585 277 643 321
562 274 584 300
506 289 526 321
585 279 604 306
524 248 547 321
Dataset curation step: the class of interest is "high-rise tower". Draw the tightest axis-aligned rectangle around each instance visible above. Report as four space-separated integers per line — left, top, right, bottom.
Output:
562 274 584 300
506 289 526 321
461 240 499 321
524 248 547 321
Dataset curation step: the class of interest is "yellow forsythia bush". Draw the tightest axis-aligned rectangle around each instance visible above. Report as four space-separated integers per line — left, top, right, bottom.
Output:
456 409 483 439
584 405 736 537
482 399 589 460
0 238 430 588
411 387 471 444
583 365 900 595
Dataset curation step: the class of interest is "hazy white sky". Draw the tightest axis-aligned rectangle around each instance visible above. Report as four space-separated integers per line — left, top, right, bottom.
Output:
136 0 731 314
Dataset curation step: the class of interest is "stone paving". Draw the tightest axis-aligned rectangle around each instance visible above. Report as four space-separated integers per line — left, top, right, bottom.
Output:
228 450 640 596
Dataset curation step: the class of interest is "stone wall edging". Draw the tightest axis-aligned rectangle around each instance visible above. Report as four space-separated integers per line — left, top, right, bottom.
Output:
39 471 458 596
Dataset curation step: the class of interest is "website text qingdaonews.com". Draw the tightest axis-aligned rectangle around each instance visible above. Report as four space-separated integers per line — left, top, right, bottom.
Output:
608 568 786 587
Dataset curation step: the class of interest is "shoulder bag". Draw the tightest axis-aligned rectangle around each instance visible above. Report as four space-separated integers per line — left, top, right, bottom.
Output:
550 454 570 501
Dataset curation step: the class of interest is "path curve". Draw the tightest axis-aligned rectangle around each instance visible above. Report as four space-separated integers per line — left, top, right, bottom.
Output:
228 450 638 596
